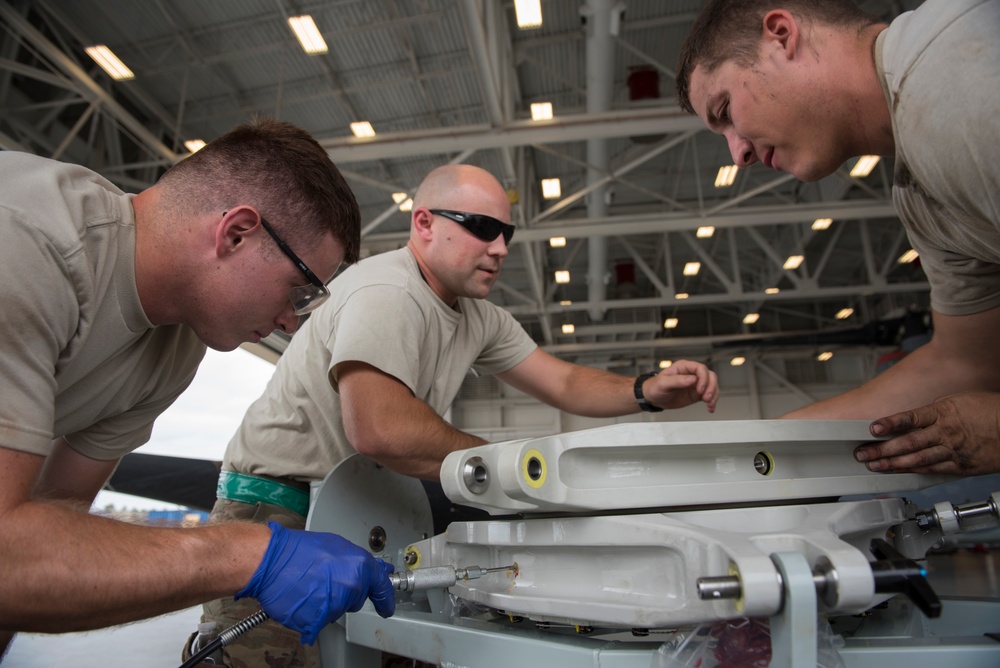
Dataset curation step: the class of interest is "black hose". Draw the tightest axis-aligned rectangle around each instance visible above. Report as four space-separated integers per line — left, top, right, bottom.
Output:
179 634 223 668
178 610 270 668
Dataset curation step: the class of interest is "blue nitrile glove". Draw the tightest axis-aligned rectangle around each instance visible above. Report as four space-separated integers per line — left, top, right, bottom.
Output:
236 521 396 645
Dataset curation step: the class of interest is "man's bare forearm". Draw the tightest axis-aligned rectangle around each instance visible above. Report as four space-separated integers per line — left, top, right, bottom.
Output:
499 351 719 416
783 341 1000 419
0 499 268 632
338 363 489 480
349 396 487 480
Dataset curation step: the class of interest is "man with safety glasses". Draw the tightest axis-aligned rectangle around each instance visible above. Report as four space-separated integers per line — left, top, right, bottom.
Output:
0 118 396 659
197 163 720 665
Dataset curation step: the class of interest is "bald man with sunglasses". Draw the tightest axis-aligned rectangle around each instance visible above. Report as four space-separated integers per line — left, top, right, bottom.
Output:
194 164 719 664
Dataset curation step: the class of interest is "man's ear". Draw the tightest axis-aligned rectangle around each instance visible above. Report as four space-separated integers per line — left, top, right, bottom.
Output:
411 207 435 241
215 206 261 258
762 9 800 59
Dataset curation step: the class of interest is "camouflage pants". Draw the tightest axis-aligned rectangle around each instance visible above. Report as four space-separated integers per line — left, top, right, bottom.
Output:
181 498 319 668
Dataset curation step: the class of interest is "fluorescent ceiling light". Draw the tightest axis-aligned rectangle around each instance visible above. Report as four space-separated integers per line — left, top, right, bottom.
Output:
85 45 134 81
659 360 673 369
850 155 880 177
288 15 328 54
683 262 701 276
783 255 804 270
549 236 566 248
765 287 780 294
559 300 572 306
696 226 715 238
714 165 738 187
397 198 413 212
561 323 575 334
514 0 543 28
817 351 833 362
835 307 854 320
675 293 689 300
530 102 553 121
730 356 746 366
541 178 561 199
183 139 206 153
898 249 919 264
554 270 570 284
663 317 679 329
743 312 760 324
812 218 832 230
350 121 376 138
391 192 409 204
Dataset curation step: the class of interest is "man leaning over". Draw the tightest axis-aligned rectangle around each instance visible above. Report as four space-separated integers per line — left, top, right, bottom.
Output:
676 0 1000 476
0 118 394 660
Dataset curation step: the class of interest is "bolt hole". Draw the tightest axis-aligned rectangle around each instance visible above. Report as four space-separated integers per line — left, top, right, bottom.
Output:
368 526 387 552
462 456 489 494
527 457 542 481
753 451 773 476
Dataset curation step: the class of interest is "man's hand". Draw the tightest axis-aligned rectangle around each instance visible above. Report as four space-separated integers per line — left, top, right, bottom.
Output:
856 391 1000 475
644 360 719 413
237 522 395 645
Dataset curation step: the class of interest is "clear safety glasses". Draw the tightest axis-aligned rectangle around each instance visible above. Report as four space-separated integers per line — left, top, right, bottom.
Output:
259 216 332 315
429 209 515 245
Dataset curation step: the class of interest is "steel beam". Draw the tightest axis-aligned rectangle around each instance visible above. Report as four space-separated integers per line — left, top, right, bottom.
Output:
319 107 705 163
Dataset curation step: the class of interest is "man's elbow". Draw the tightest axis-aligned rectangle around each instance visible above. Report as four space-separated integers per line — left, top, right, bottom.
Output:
352 438 386 460
344 419 392 461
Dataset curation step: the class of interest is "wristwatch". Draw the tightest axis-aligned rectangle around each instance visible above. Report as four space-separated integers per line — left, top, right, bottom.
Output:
634 371 663 412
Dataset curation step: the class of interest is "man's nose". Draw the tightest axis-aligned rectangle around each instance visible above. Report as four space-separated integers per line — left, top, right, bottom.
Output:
277 304 300 335
726 130 756 167
488 235 509 258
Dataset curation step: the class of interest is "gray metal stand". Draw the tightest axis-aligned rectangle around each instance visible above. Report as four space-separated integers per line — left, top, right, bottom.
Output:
770 552 819 667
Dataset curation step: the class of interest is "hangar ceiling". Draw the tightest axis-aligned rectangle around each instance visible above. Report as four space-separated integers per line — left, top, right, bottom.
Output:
0 0 929 376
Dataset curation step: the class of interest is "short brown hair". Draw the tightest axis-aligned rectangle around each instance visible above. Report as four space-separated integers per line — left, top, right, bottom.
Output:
159 117 360 264
676 0 881 114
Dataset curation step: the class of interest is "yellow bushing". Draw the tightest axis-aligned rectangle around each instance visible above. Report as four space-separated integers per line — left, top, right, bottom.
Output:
729 562 744 613
403 546 421 569
522 449 547 488
754 450 775 476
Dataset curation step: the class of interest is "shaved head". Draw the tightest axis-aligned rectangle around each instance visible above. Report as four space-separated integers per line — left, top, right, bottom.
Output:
406 164 511 305
412 164 509 216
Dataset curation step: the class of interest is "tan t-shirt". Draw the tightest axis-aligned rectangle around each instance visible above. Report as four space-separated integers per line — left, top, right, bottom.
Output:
0 153 206 460
223 246 537 482
876 0 1000 315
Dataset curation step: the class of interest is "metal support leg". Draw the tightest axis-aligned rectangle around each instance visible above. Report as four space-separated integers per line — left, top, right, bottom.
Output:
318 619 381 668
770 551 818 668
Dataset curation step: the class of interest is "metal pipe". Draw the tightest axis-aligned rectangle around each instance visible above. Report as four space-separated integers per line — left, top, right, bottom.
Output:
390 564 516 592
582 0 615 323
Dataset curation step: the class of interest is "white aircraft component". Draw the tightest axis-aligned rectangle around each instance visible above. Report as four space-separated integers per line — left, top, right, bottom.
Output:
440 420 951 514
408 499 903 628
306 421 1000 668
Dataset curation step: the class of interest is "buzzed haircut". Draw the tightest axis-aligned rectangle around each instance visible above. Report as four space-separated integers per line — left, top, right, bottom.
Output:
159 117 361 264
676 0 882 114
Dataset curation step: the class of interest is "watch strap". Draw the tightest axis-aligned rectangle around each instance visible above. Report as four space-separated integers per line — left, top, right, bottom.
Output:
634 371 663 412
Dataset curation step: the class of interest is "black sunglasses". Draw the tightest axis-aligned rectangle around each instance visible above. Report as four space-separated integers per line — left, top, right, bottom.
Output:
429 209 515 245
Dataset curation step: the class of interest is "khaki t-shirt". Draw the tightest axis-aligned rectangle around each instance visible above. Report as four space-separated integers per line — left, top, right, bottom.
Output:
0 153 206 460
876 0 1000 315
223 246 536 482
